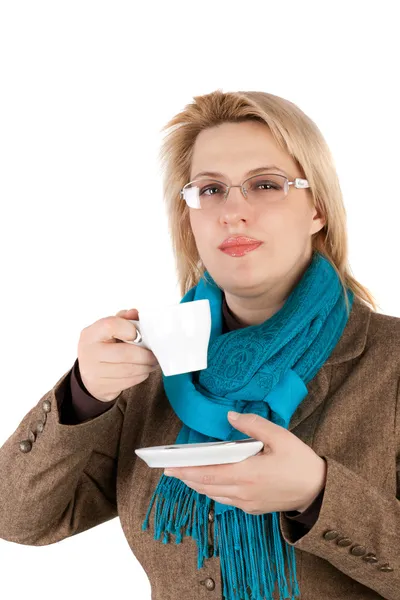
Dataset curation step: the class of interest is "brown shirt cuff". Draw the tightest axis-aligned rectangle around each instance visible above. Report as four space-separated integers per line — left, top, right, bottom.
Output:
283 485 325 529
60 358 117 424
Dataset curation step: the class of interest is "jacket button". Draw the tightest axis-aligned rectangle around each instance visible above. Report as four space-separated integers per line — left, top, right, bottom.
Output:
350 545 367 556
323 530 339 540
208 509 215 523
204 578 215 590
336 537 353 547
28 430 36 443
19 440 32 453
362 553 378 563
42 400 52 413
378 563 394 572
36 420 45 434
41 412 47 425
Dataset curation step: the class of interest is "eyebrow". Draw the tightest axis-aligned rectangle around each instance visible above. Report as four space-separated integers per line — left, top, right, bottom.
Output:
191 165 288 180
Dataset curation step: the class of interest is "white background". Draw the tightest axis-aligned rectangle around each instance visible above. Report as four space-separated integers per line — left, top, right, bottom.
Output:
0 1 399 599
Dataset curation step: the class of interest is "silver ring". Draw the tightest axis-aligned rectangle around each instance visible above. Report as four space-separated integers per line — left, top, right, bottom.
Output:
133 329 142 344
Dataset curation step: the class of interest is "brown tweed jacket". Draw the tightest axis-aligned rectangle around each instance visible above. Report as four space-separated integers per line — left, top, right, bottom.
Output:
0 296 399 600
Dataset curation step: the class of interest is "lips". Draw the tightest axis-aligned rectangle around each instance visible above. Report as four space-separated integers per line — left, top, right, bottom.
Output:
218 236 262 249
220 243 261 257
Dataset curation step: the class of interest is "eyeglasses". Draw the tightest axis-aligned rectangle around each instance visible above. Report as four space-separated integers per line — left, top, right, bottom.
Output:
180 173 310 210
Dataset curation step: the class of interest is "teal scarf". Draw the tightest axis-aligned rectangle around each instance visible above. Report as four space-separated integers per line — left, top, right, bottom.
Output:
142 250 354 600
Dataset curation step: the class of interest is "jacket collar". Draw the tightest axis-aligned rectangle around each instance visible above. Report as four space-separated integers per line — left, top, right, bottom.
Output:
325 295 371 365
288 296 372 431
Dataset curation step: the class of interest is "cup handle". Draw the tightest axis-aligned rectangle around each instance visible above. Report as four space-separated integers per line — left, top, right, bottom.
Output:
125 319 149 349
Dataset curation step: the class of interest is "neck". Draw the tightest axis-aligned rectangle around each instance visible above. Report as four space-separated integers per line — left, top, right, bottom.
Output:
223 251 314 326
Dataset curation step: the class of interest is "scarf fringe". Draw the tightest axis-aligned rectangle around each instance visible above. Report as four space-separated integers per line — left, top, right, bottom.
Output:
142 474 300 600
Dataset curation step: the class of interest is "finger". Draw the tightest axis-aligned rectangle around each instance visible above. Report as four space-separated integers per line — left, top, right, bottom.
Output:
164 462 245 486
181 481 244 501
95 340 159 366
208 496 233 505
115 308 139 318
84 315 140 345
227 411 284 445
91 361 159 379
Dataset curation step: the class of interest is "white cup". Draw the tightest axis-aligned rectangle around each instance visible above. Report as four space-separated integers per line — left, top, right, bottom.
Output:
125 299 211 376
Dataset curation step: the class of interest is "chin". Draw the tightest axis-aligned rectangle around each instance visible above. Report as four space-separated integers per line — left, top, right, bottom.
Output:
211 265 266 295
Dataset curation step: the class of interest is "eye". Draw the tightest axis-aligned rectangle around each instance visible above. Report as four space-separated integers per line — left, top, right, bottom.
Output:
200 185 223 196
254 180 280 191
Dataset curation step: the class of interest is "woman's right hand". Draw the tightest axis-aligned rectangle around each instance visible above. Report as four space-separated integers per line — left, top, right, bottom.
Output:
77 308 159 402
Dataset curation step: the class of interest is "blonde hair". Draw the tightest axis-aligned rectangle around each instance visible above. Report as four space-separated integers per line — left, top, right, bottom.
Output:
158 89 379 316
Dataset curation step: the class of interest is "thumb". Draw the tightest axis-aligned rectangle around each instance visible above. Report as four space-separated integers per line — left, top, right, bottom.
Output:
115 308 139 319
227 411 283 443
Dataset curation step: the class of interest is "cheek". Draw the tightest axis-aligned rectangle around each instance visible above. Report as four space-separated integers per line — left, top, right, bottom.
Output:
258 211 310 261
189 212 212 250
189 210 200 236
262 207 309 239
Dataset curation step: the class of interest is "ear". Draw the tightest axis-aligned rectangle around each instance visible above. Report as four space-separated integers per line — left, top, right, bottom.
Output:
311 204 326 235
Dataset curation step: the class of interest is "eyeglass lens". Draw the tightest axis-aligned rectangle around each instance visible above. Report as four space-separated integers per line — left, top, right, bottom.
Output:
182 174 288 210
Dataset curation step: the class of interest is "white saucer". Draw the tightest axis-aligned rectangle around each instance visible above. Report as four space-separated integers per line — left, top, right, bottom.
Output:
135 438 264 468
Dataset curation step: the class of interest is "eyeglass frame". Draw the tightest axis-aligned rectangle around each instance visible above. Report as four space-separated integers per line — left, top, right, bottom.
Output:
179 172 310 209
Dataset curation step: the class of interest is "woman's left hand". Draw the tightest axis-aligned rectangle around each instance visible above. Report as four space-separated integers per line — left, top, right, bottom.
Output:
164 411 327 515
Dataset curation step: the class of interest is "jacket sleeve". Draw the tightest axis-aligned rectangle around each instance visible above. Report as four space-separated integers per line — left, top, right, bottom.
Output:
0 363 126 546
279 437 400 600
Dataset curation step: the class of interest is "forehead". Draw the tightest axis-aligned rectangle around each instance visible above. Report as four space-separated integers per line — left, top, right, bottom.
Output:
190 121 298 180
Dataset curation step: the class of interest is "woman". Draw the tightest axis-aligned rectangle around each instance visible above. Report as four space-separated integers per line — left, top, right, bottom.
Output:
0 90 399 600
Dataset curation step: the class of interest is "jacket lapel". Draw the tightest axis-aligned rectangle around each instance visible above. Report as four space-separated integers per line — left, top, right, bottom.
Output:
288 296 372 431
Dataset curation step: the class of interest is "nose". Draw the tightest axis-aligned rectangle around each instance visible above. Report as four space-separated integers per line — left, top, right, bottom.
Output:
219 185 252 225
